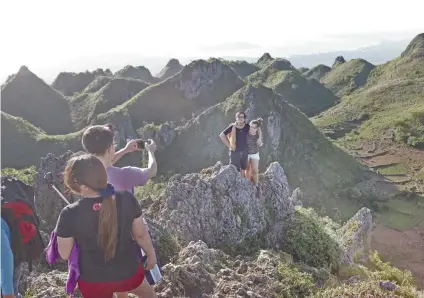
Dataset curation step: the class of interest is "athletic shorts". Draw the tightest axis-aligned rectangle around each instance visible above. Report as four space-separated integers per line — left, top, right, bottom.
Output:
77 264 145 298
248 152 260 160
230 150 248 171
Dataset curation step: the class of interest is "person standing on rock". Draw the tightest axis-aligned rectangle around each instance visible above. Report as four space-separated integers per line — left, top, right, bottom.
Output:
81 124 159 298
220 111 250 177
54 154 157 298
246 118 264 186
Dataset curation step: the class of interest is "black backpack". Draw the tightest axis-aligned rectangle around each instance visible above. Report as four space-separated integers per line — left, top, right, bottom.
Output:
1 176 45 272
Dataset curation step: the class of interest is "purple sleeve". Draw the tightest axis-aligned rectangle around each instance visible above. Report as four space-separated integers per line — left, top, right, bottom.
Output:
222 125 233 136
122 166 150 188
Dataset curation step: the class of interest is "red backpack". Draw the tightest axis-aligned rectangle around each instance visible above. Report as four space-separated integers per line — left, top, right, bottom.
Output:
1 176 45 272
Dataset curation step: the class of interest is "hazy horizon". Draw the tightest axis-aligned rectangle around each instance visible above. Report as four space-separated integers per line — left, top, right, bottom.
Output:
1 0 423 83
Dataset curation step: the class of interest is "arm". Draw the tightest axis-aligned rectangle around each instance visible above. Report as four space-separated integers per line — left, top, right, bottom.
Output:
57 237 75 260
145 151 157 179
55 207 74 260
220 125 232 148
111 139 141 165
1 222 15 297
257 128 263 147
132 216 157 270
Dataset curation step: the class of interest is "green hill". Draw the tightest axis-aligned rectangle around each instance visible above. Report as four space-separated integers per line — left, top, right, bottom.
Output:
247 60 339 116
155 84 391 220
0 112 82 168
302 64 331 81
226 60 260 78
97 58 245 129
1 66 73 134
313 33 424 147
114 65 158 84
156 59 183 81
51 68 112 96
320 58 375 97
69 77 149 130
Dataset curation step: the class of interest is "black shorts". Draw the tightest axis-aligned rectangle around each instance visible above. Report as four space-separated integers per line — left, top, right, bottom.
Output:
229 150 248 171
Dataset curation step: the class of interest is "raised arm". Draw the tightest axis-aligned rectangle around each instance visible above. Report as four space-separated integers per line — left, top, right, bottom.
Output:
111 139 141 165
257 128 263 147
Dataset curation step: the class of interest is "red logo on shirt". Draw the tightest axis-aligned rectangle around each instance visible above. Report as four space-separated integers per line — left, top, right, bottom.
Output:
93 203 102 211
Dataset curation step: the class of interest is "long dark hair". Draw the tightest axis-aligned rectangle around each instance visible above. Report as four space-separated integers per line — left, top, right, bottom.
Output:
64 154 118 261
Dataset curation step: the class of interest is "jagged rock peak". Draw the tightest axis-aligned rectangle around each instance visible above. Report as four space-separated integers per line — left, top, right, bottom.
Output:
257 52 274 67
18 65 30 74
332 56 346 67
166 58 182 67
401 33 424 59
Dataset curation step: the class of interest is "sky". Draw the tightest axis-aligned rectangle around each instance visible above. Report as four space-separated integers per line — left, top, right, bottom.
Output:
1 0 423 82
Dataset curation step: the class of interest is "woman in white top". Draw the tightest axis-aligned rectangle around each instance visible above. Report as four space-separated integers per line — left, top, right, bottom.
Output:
246 118 263 186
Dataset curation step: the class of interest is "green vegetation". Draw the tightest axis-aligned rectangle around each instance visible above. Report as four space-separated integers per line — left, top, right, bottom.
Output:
247 62 339 116
276 262 316 298
313 35 424 149
320 58 375 97
1 166 37 185
1 112 83 168
302 64 331 81
69 77 149 129
283 207 342 270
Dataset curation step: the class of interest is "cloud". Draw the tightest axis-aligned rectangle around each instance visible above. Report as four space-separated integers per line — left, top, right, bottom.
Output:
200 42 262 52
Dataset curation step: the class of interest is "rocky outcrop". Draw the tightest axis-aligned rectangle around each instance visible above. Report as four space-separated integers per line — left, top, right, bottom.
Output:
332 56 346 68
33 151 77 231
137 122 177 149
339 207 373 264
302 64 331 81
176 58 244 101
52 68 113 96
256 53 274 68
155 241 284 298
152 161 294 250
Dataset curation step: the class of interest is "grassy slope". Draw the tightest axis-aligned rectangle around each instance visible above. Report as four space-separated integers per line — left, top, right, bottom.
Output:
1 112 83 168
312 36 424 231
69 77 149 129
247 62 339 117
320 59 375 97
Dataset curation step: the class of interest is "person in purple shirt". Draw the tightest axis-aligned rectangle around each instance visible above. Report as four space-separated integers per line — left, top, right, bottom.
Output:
81 124 158 298
82 124 157 194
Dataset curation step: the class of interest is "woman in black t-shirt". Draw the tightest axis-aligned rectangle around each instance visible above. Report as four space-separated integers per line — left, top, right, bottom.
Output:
55 154 157 298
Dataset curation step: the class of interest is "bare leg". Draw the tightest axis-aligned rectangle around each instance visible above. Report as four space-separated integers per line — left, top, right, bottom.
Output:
129 278 158 298
115 292 128 298
250 159 259 186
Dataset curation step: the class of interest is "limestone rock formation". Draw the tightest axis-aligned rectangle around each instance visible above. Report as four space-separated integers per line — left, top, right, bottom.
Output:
34 151 77 231
137 122 177 149
339 207 373 264
114 65 158 84
401 32 424 59
155 241 284 298
332 56 346 68
256 53 274 68
152 161 294 250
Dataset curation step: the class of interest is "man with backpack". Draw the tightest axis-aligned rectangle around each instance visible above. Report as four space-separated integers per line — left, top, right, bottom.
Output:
1 176 45 298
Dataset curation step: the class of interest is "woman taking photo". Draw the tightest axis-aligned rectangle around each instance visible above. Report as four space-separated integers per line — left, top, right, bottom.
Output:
54 154 157 298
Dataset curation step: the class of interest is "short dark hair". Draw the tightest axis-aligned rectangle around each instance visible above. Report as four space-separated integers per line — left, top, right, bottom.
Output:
82 124 115 156
236 111 246 119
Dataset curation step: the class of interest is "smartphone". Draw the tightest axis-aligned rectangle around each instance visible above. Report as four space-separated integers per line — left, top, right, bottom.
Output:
135 139 148 149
